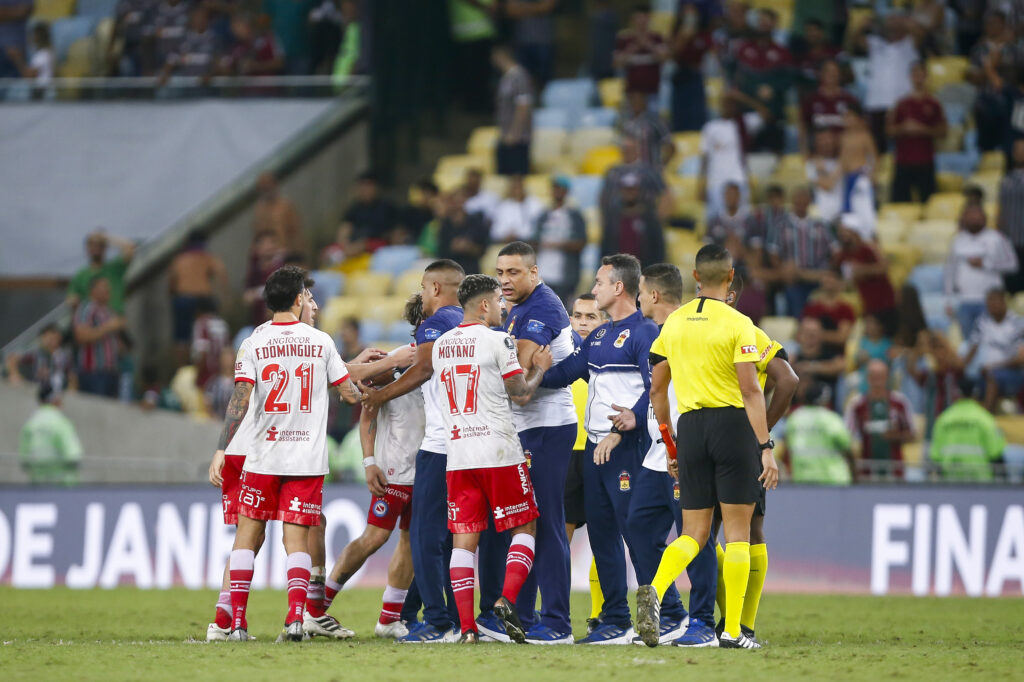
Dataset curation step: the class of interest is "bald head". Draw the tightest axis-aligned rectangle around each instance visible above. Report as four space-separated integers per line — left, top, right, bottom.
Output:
694 244 734 287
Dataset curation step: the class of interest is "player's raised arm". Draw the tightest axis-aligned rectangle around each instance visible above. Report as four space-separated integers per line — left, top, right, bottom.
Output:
361 341 435 409
347 344 415 382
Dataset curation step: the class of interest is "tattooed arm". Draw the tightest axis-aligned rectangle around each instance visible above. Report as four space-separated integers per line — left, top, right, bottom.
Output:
359 402 388 496
504 345 553 406
334 377 363 404
209 381 253 486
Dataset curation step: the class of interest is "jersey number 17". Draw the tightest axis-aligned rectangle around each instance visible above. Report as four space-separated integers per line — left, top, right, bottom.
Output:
440 364 480 416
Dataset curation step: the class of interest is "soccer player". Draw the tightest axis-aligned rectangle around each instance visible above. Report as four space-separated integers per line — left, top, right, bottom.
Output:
361 259 466 643
432 274 552 644
490 241 577 644
565 293 606 634
317 294 425 639
538 254 659 645
636 245 779 650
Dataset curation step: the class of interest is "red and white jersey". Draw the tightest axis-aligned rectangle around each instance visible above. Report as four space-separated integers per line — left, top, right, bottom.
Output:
224 321 269 457
431 323 525 472
234 320 349 476
373 344 423 486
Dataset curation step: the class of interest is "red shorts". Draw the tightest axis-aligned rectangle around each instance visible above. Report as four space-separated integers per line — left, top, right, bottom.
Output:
446 463 539 534
237 470 324 526
221 455 246 524
367 484 413 531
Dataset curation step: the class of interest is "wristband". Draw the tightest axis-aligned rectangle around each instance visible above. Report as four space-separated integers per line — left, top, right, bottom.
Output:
610 426 621 435
363 457 376 468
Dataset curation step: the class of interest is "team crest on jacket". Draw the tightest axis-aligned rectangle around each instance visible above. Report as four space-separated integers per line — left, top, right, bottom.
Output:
614 329 630 348
524 449 532 469
618 470 631 491
673 481 680 501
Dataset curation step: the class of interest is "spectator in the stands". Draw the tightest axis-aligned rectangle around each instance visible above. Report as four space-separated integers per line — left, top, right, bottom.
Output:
534 175 587 301
203 347 236 418
448 0 496 112
492 43 534 176
730 7 792 153
771 185 838 318
968 10 1013 153
614 3 668 99
963 183 986 208
906 329 964 436
244 230 285 324
837 213 897 334
223 13 285 76
784 382 854 485
622 90 675 170
946 204 1019 338
600 135 668 219
108 0 155 75
806 130 843 223
844 359 917 481
263 0 315 74
491 175 544 243
954 0 989 56
669 2 714 132
838 104 878 235
159 6 220 85
19 383 82 486
438 188 489 275
910 0 950 57
999 138 1024 293
67 230 135 314
252 171 304 254
587 0 617 80
803 268 855 356
700 92 748 217
793 19 842 97
339 171 398 256
887 60 947 203
332 0 363 79
745 183 787 271
462 168 500 224
705 181 750 249
74 277 124 399
0 0 32 78
191 297 230 389
600 172 665 268
6 22 54 85
930 377 1006 482
791 0 843 49
963 288 1024 413
338 316 365 361
800 59 858 157
852 313 894 378
5 324 74 392
858 13 919 153
895 283 929 352
791 316 846 407
507 0 557 87
308 0 341 74
153 0 191 69
168 230 228 367
404 178 440 247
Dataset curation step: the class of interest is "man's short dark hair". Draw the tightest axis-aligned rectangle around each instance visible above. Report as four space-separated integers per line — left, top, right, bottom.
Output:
458 274 501 308
642 263 684 303
425 259 466 276
601 254 642 298
264 265 309 312
40 323 60 337
576 293 596 302
695 244 733 286
497 241 536 264
963 184 985 203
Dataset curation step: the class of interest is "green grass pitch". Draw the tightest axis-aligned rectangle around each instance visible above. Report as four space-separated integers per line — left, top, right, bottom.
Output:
2 587 1021 681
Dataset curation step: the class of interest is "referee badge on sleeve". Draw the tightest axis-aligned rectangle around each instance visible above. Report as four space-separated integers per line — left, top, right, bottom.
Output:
618 470 631 492
740 344 757 355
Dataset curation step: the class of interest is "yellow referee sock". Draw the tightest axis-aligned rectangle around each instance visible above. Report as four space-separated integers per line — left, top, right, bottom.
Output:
723 542 751 638
651 535 700 599
741 543 768 631
588 557 604 620
715 543 726 618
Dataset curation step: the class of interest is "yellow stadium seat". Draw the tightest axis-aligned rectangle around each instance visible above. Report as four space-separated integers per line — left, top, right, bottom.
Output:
776 153 805 177
650 11 675 38
937 124 964 153
539 156 579 176
530 129 570 172
393 269 423 297
58 37 96 78
361 296 409 323
936 171 964 193
704 77 723 112
994 415 1024 444
879 202 922 225
882 244 921 272
583 206 601 243
32 0 74 21
924 193 965 221
95 17 114 52
759 316 798 344
978 151 1005 173
344 271 393 297
480 245 504 276
875 218 907 246
580 145 622 175
569 127 618 165
664 175 700 217
320 296 363 336
436 153 492 177
986 200 1000 226
524 174 553 203
467 127 499 156
967 171 1003 203
598 78 624 109
433 171 464 193
927 56 969 92
673 132 702 159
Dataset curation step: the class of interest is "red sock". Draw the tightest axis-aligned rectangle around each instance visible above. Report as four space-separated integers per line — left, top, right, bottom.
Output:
501 534 535 603
229 549 255 631
449 548 477 634
323 578 342 611
286 552 312 625
214 590 232 629
305 578 325 618
378 585 408 625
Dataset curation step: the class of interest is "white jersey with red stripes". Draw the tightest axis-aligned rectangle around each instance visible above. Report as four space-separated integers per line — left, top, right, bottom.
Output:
234 320 349 476
431 322 526 472
373 344 423 486
224 322 270 457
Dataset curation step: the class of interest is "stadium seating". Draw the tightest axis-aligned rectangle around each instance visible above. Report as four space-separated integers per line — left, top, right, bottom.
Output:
533 108 572 130
880 203 923 225
759 316 799 346
436 153 491 177
530 129 570 172
978 151 1005 173
393 269 423 298
32 0 75 21
926 56 969 92
568 175 602 210
907 264 945 294
344 271 393 297
568 127 617 165
51 16 96 61
577 107 618 129
541 78 596 110
597 78 623 109
923 193 965 221
75 0 117 19
672 132 701 159
369 246 421 276
309 270 345 304
467 127 499 157
579 145 621 175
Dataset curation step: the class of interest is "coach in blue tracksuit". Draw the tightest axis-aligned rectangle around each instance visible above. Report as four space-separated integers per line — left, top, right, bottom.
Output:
361 259 465 643
540 253 657 644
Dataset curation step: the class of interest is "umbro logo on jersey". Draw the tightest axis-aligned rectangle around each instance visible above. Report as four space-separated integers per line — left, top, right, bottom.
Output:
288 496 302 512
451 425 462 440
266 426 279 441
281 330 294 336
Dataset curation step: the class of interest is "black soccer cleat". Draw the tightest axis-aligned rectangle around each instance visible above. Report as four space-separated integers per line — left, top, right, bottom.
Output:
586 617 601 636
459 630 480 644
716 617 725 639
493 597 527 644
741 625 759 646
719 630 761 649
635 585 662 648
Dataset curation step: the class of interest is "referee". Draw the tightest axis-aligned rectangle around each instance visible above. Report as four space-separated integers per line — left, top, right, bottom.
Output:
635 244 779 650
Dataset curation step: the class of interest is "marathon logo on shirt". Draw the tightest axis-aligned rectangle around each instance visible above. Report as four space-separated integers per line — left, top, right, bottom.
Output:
493 500 531 520
265 427 311 443
741 345 757 355
254 336 324 360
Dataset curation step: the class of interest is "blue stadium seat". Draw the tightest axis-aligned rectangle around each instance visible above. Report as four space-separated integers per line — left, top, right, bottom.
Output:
784 124 800 154
369 246 421 276
581 243 600 272
908 264 946 293
935 152 977 176
943 102 967 127
359 319 386 343
75 0 118 19
568 174 602 209
919 292 951 332
533 107 572 130
51 16 96 60
577 107 618 129
541 78 597 110
388 320 415 343
677 155 701 176
963 128 979 155
309 270 344 305
1004 444 1024 483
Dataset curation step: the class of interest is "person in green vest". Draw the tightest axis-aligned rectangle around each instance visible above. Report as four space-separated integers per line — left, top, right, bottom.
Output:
332 0 362 82
930 378 1006 482
448 0 496 112
19 383 83 486
783 382 854 485
66 230 135 314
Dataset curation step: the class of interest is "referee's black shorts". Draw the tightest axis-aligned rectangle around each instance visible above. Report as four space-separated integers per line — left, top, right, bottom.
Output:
676 406 760 509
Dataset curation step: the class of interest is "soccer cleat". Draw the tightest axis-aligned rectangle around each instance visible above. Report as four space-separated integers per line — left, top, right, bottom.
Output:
458 630 480 644
577 623 636 645
396 623 459 644
672 618 719 647
716 617 725 639
586 617 601 635
524 624 574 645
303 611 355 640
206 623 230 642
374 620 409 639
493 597 526 644
635 585 662 648
227 628 251 641
741 625 759 646
719 630 761 649
475 612 510 643
276 620 305 643
632 616 688 646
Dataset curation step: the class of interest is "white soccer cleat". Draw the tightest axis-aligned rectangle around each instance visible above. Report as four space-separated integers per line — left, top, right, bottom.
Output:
303 611 355 640
719 630 761 650
206 623 230 642
227 628 252 641
374 620 409 639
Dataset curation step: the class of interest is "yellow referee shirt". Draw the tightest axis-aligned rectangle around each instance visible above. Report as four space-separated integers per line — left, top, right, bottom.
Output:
571 378 588 450
651 296 759 414
753 326 782 391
